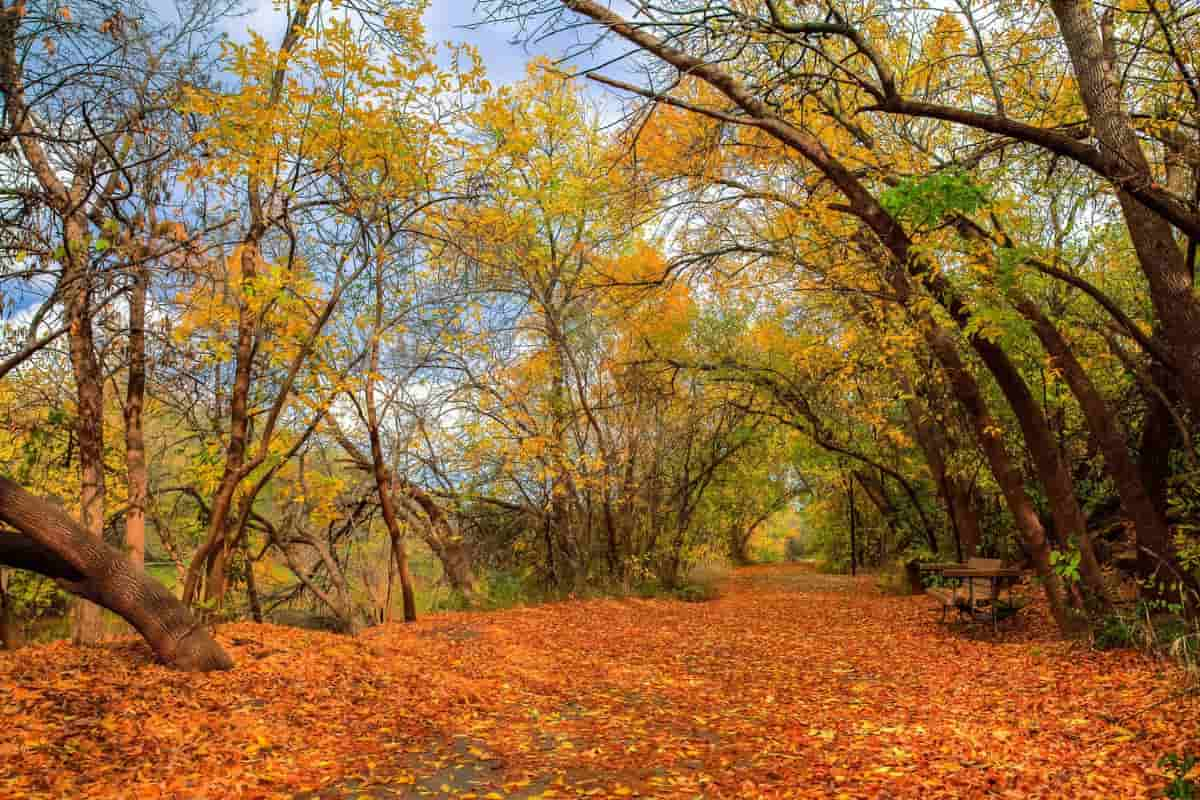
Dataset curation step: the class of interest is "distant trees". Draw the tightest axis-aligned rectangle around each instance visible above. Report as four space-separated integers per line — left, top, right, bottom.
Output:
424 68 799 589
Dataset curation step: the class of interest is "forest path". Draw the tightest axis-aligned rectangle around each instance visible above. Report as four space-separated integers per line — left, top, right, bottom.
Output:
1 564 1196 798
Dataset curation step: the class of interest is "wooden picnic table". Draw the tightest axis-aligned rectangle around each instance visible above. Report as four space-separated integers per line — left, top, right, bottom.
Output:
940 566 1022 580
939 566 1023 631
918 561 966 573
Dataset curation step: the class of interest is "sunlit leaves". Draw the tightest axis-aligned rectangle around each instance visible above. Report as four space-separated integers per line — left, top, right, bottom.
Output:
880 171 991 232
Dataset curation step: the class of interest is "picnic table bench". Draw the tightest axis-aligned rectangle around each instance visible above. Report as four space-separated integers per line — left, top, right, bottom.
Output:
925 557 1023 631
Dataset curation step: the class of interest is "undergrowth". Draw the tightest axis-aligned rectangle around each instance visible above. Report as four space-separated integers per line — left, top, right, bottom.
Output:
1092 601 1200 681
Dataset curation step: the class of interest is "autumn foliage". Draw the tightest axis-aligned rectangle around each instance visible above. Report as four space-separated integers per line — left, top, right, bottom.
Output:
3 0 1200 794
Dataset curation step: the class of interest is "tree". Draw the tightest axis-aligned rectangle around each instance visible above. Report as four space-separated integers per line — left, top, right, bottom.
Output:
174 10 483 610
0 0 233 666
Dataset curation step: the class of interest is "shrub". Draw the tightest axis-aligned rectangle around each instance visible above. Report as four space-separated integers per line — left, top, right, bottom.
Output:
1150 615 1200 674
1092 603 1200 678
1154 615 1191 641
672 563 728 603
1093 612 1137 651
674 582 719 603
1161 752 1198 800
751 544 784 564
477 569 543 610
875 560 914 596
427 589 472 613
784 536 807 562
2 571 69 642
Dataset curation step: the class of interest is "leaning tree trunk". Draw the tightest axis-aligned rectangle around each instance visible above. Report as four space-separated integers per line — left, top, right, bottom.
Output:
1050 0 1200 420
895 368 979 558
0 477 232 670
852 470 903 550
401 483 479 599
1011 292 1172 594
422 522 478 598
966 333 1110 605
921 227 1110 603
729 527 754 565
922 323 1075 632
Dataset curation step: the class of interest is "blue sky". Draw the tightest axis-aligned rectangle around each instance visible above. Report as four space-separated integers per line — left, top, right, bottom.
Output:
233 1 636 88
422 2 640 86
422 1 555 86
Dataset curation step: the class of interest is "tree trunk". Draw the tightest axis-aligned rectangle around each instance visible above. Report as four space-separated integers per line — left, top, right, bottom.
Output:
1011 292 1171 597
949 481 983 561
923 324 1075 631
376 482 419 624
182 241 259 609
434 537 478 597
895 369 970 556
0 477 232 669
1 0 109 644
123 260 149 568
1050 0 1200 420
383 540 394 624
398 483 479 599
729 527 754 565
1138 361 1179 588
0 568 21 650
244 540 263 624
363 254 419 624
853 469 904 554
967 334 1110 604
389 533 417 623
64 215 106 645
847 474 858 576
927 223 1108 601
182 0 317 608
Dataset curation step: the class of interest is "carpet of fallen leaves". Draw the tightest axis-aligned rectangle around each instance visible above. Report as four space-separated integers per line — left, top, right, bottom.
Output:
1 564 1198 799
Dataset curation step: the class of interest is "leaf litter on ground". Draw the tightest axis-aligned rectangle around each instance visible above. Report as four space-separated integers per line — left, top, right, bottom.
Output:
0 564 1197 798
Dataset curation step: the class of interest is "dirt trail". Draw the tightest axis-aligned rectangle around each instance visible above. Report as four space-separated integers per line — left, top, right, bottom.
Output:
1 564 1196 798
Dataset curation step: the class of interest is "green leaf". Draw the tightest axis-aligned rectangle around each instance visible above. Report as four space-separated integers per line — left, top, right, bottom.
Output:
880 170 991 231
